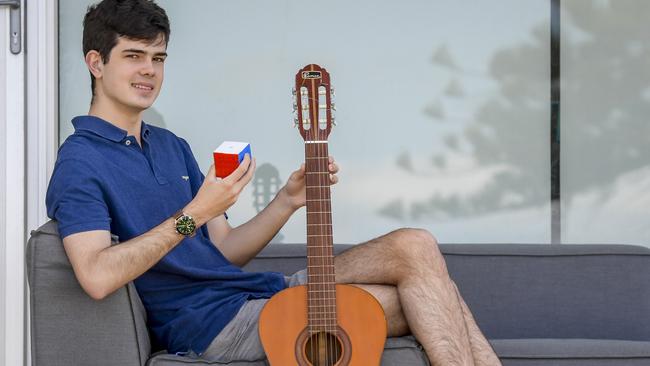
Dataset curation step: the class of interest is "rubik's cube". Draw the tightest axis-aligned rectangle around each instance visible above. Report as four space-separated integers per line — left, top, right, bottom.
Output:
213 141 252 178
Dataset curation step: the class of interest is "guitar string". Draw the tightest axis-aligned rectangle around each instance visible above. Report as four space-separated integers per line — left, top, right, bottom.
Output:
322 81 337 365
312 76 333 365
308 86 317 365
312 76 326 366
322 82 336 366
311 112 327 366
322 81 335 366
303 84 314 364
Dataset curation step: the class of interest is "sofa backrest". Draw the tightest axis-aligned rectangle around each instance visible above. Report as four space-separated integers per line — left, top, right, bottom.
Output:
442 244 650 340
245 242 650 341
27 220 150 366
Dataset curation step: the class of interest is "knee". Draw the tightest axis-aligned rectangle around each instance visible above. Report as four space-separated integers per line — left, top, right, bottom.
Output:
391 228 446 274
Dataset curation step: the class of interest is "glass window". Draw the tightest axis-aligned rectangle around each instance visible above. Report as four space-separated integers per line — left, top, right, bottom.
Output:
59 0 550 244
561 0 650 245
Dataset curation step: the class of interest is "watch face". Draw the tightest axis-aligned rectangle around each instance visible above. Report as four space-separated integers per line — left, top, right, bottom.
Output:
176 215 196 236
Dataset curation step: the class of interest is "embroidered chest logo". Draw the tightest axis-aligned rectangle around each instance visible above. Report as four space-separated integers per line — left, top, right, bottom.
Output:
181 176 189 181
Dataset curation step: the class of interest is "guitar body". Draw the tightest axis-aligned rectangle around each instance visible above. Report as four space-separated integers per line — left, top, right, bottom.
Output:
259 64 387 365
259 284 387 365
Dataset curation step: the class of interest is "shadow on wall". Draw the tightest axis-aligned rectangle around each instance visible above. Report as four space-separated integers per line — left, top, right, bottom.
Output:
253 163 284 243
379 1 650 221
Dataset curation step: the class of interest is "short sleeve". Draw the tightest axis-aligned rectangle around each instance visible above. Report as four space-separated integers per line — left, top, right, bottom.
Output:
46 158 111 238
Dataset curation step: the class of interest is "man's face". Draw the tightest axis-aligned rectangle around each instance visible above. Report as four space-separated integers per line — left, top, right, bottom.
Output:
97 36 167 111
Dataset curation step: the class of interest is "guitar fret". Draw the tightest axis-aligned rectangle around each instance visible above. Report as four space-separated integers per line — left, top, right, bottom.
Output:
307 211 331 214
308 289 336 293
306 172 330 175
305 157 329 160
307 223 331 226
306 186 330 188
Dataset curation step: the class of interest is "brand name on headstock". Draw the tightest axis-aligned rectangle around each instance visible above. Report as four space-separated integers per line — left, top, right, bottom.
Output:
302 71 322 79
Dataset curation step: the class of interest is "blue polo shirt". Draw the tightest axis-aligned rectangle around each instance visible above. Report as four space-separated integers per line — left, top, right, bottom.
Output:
46 115 286 354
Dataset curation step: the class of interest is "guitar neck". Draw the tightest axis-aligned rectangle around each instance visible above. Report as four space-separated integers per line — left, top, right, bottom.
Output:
305 141 334 272
304 141 337 330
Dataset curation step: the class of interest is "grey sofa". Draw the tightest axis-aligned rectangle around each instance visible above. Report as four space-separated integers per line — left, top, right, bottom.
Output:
27 220 650 365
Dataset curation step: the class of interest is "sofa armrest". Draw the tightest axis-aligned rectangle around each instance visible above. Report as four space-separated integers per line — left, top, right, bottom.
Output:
27 220 150 366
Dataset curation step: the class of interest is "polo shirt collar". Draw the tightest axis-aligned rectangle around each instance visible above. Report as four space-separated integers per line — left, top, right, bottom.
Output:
72 115 151 142
72 116 127 142
142 121 152 139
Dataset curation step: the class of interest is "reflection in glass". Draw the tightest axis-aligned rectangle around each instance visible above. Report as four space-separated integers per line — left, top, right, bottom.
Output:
561 0 650 245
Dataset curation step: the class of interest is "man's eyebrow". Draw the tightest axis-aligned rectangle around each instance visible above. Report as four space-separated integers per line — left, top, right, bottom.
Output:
122 49 168 57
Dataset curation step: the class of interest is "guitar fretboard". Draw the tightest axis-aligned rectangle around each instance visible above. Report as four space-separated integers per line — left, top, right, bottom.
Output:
304 142 337 333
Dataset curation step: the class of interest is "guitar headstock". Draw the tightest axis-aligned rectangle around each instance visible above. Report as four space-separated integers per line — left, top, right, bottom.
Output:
293 64 336 142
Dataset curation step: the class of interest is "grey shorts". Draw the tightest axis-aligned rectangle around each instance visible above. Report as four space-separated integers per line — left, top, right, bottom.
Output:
195 269 308 362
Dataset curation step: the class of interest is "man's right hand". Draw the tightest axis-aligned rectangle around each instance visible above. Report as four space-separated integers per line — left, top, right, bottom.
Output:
184 154 256 226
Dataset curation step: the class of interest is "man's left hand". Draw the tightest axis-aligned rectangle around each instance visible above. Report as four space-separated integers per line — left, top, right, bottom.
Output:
281 156 339 210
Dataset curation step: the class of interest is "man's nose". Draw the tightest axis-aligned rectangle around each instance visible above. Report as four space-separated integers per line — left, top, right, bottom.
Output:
140 58 156 77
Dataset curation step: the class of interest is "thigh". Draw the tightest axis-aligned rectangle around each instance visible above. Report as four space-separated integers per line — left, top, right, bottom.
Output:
352 283 410 337
335 228 444 285
200 270 309 362
200 299 268 362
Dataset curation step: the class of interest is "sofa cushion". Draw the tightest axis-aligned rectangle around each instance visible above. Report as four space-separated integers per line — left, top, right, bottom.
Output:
147 336 429 365
493 338 650 365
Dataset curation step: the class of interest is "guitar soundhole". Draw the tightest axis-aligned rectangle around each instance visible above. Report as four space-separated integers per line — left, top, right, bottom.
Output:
304 332 342 366
296 326 352 366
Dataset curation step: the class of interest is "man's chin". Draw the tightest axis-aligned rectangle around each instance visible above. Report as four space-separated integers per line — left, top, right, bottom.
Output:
125 100 155 112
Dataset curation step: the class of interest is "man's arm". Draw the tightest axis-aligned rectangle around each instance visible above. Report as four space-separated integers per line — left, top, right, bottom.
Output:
210 189 297 267
63 218 182 300
64 156 256 300
209 157 339 267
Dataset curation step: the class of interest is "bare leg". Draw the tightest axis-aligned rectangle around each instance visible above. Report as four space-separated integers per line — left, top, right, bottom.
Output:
335 228 501 366
450 281 502 365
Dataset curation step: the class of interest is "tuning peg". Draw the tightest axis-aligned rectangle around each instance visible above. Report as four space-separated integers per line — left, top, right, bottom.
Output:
292 88 296 96
293 103 298 112
332 118 337 126
330 87 335 97
331 103 336 111
293 116 299 128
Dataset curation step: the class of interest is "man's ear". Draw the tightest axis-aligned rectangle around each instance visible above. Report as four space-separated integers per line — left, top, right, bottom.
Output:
85 50 103 79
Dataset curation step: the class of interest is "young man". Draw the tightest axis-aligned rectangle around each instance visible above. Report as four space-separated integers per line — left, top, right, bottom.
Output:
46 1 501 365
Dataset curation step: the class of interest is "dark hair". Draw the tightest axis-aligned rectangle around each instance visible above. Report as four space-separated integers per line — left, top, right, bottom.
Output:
83 0 170 101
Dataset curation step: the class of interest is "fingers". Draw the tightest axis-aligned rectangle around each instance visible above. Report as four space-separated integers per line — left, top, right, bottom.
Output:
328 156 338 174
206 164 216 180
233 157 256 191
223 154 252 183
293 163 306 180
327 156 339 184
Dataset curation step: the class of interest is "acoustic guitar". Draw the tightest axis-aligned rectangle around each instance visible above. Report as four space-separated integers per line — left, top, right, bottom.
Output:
258 64 387 365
